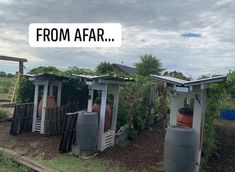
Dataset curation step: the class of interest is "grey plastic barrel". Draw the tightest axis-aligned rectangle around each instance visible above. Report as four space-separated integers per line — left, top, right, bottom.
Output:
164 125 197 172
76 111 99 151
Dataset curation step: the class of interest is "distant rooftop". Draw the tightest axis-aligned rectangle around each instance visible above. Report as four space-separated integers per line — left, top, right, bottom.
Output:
112 63 137 75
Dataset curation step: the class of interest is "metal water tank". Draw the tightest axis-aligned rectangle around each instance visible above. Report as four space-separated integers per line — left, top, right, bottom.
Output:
76 111 99 151
164 125 197 172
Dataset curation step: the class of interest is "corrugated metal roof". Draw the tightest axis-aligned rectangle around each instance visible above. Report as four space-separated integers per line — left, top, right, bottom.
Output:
184 75 226 86
150 74 226 87
73 74 133 82
23 73 67 81
150 74 187 86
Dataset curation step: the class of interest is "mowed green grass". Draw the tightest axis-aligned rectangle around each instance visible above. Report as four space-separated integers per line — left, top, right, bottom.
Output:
0 153 32 172
0 77 13 100
44 155 124 172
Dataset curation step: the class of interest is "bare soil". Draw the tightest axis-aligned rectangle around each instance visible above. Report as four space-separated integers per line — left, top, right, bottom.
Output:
0 121 166 171
0 122 60 160
98 122 166 172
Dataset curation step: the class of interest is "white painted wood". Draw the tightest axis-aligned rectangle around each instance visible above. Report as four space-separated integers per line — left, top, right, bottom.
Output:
169 94 184 125
97 84 108 151
90 83 107 91
40 81 48 134
169 95 178 126
49 84 53 96
101 130 115 150
87 88 94 112
193 91 206 172
200 84 208 90
111 85 120 134
164 82 167 87
34 80 48 86
98 79 129 85
32 84 39 132
57 82 62 106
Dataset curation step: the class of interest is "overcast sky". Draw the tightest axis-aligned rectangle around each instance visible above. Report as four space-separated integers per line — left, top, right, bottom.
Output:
0 0 234 78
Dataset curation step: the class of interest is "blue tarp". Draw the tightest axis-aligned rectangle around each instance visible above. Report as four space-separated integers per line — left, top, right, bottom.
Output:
220 109 235 120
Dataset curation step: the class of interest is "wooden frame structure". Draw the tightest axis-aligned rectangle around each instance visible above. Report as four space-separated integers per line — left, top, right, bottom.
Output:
25 73 65 134
0 55 27 74
150 74 226 172
74 74 132 151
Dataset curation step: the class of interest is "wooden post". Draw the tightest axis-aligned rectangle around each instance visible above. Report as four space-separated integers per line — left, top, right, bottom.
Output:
111 85 120 133
32 84 39 132
97 84 108 151
19 61 24 74
87 87 94 112
40 81 48 134
57 82 62 106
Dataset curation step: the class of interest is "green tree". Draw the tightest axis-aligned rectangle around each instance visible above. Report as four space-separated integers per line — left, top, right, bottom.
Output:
163 71 191 81
96 61 114 75
135 54 163 76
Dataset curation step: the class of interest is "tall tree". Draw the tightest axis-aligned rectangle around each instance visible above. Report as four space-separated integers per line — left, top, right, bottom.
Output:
163 71 191 81
135 54 163 76
96 61 114 75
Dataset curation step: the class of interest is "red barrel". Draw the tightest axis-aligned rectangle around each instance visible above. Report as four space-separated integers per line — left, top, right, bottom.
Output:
92 102 111 132
177 108 193 128
38 96 57 119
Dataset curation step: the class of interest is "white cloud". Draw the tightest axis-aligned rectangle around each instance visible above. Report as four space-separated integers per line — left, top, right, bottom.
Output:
0 0 234 77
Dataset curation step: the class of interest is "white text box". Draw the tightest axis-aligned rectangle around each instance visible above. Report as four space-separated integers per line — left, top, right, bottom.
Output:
29 23 122 47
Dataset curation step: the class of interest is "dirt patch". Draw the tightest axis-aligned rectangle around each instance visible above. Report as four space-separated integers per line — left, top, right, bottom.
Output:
0 122 60 160
206 120 235 172
0 120 166 171
99 122 166 172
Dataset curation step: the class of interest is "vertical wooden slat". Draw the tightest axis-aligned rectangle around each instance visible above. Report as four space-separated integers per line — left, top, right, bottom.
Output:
10 103 34 135
67 113 78 152
59 114 70 152
10 105 18 135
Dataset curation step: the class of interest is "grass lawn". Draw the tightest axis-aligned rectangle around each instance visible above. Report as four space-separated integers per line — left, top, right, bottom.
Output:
0 153 32 172
0 77 13 101
44 155 124 172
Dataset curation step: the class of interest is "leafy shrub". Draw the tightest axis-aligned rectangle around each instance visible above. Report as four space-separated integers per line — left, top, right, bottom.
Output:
16 66 91 109
201 72 235 168
202 115 218 166
16 76 34 103
118 74 151 131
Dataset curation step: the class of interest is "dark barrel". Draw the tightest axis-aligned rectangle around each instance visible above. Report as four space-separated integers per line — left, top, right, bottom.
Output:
164 125 197 172
76 111 99 151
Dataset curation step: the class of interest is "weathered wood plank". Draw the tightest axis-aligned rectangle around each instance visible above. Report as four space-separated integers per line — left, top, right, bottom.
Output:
0 147 57 172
